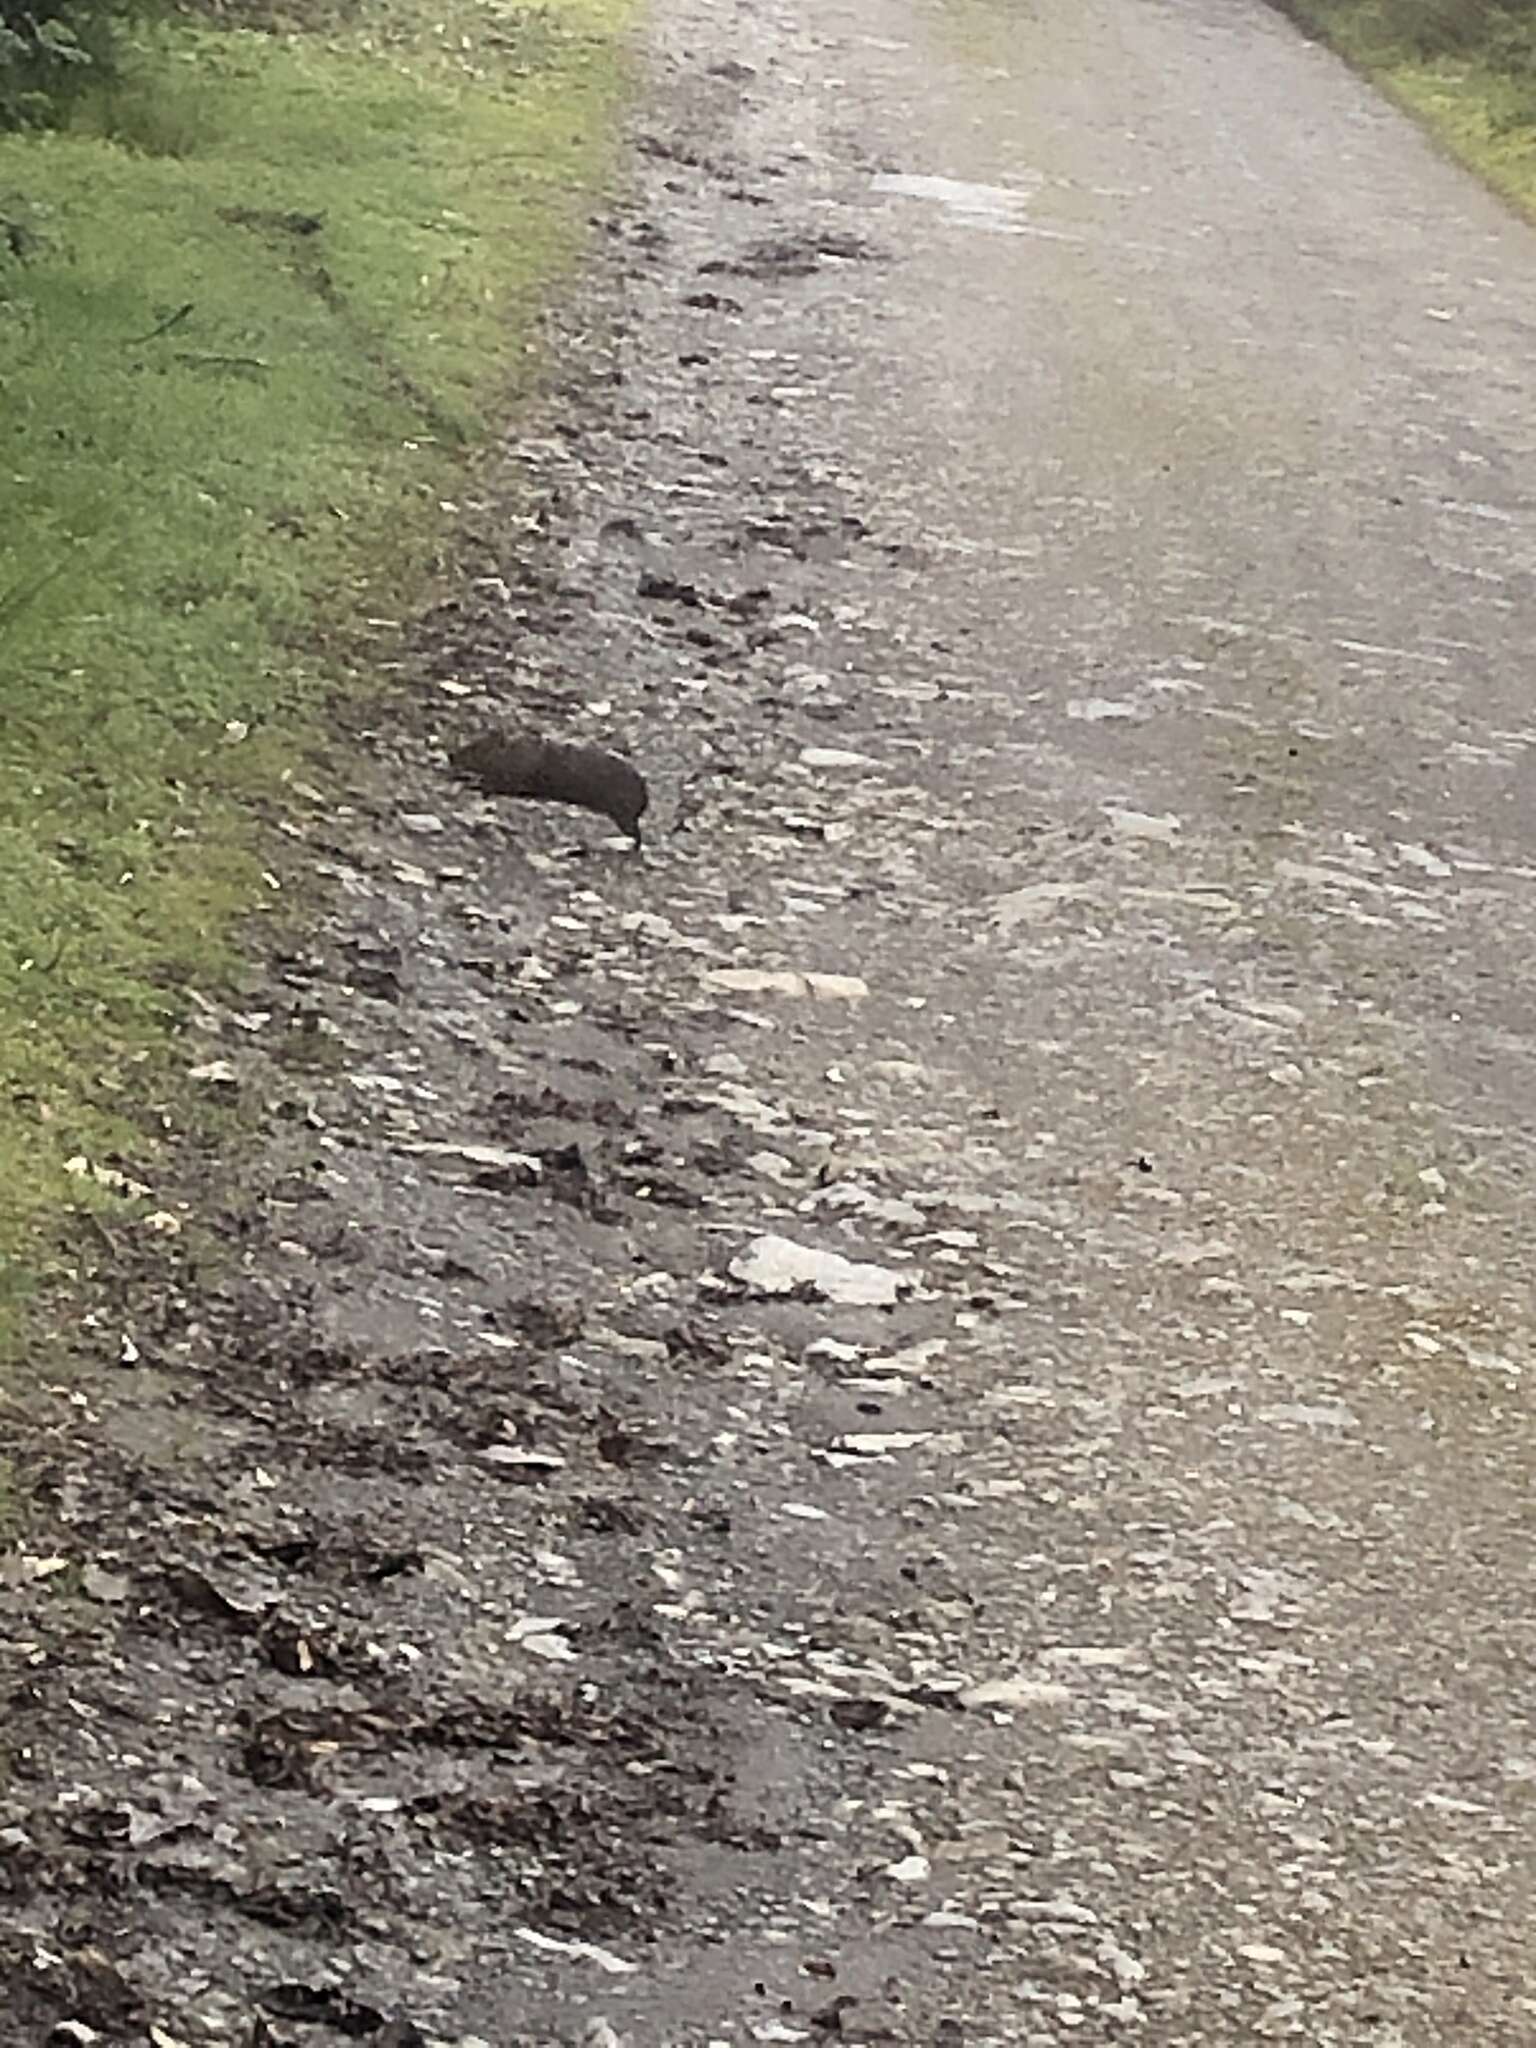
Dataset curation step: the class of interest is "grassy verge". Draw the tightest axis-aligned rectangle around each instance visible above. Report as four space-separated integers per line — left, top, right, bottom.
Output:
1278 0 1536 215
0 0 630 1336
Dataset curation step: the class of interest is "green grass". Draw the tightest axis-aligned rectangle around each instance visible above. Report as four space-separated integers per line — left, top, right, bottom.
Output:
1280 0 1536 218
0 0 630 1335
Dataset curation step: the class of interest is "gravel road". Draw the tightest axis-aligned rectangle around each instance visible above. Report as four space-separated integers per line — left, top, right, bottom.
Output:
5 0 1536 2043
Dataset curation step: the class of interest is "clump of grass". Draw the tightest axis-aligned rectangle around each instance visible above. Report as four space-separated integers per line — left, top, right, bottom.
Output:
0 0 630 1337
0 0 160 131
1281 0 1536 216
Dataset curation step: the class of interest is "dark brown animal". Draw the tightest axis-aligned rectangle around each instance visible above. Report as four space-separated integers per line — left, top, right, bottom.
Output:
450 730 649 845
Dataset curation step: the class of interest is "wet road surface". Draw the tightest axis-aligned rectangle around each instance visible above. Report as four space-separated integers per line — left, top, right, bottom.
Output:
7 0 1536 2042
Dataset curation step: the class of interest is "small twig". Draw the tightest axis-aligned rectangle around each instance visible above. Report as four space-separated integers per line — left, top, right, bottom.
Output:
78 1208 120 1267
0 558 67 637
172 351 270 375
125 301 195 345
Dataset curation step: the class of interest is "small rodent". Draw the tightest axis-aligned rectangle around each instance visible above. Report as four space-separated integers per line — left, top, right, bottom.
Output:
450 729 649 845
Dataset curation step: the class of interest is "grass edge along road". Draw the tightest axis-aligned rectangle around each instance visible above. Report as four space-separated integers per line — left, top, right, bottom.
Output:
0 0 631 1343
1278 0 1536 218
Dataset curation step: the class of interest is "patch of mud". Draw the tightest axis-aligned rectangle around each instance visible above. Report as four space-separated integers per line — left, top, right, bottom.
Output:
0 23 997 2048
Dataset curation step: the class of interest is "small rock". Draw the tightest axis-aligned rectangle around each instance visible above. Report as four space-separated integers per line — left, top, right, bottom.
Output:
729 1233 905 1306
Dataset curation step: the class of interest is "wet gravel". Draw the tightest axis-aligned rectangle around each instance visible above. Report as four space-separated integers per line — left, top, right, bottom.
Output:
7 0 1536 2042
1 21 968 2047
